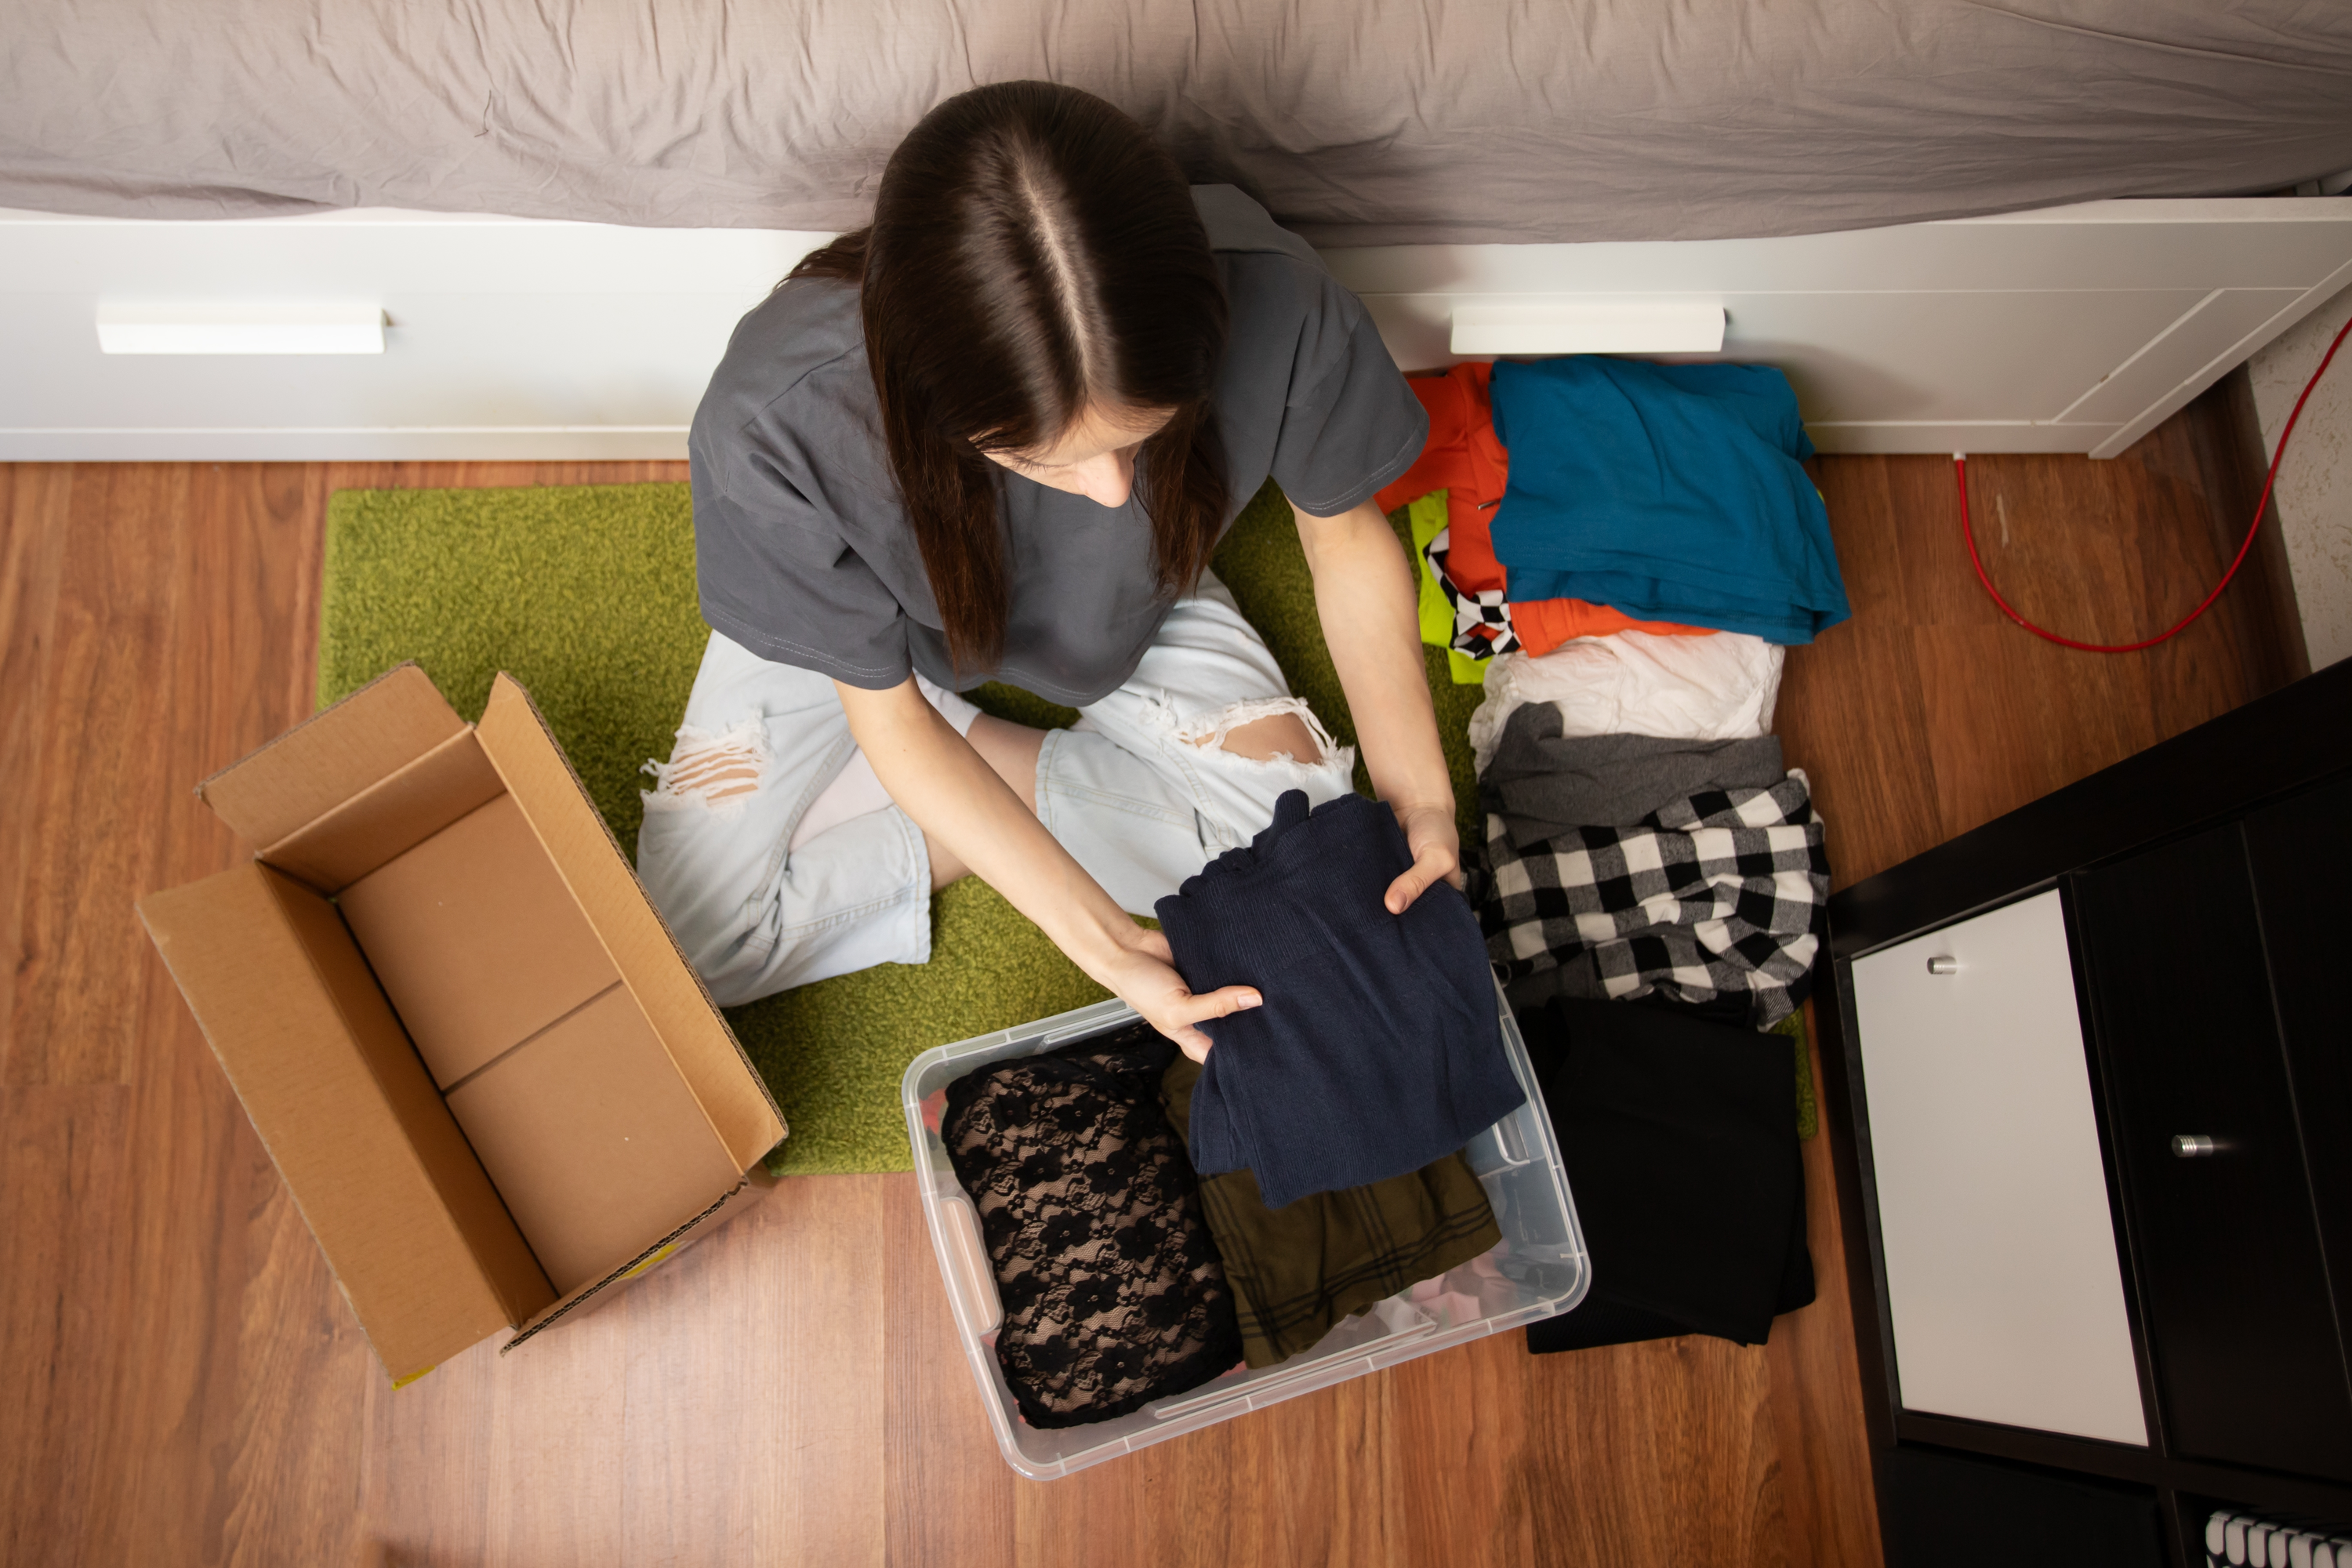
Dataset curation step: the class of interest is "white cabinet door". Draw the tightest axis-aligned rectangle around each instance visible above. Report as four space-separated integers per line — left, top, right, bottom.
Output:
1849 890 2147 1446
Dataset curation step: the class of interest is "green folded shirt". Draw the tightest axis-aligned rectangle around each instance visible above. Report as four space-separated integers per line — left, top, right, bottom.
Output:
1161 1051 1502 1368
1407 490 1491 686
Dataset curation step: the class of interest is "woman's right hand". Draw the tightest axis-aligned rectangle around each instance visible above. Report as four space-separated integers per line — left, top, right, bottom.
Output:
1099 927 1261 1063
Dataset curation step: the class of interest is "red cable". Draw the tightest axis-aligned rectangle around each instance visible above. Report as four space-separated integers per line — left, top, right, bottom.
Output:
1955 310 2352 654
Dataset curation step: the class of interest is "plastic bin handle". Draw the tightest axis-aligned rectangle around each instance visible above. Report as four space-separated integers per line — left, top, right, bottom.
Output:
941 1195 1003 1335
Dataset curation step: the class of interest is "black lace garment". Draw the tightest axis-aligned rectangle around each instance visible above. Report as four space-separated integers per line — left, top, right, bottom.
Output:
942 1023 1242 1428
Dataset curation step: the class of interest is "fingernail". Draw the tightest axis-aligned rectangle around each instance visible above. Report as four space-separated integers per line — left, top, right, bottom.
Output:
1239 992 1262 1009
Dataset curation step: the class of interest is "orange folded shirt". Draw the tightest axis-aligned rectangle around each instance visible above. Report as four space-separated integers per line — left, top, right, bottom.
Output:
1375 361 1713 656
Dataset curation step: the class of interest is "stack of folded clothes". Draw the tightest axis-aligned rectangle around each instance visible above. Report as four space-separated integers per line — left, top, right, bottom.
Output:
1408 352 1842 1352
1375 354 1851 688
1479 710 1829 1031
1475 711 1826 1353
1377 363 1720 684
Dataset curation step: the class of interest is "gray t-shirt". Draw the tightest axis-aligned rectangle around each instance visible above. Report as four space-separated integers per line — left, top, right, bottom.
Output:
688 185 1428 706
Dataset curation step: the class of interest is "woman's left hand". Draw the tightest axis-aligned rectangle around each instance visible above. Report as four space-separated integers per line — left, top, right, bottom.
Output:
1383 800 1464 914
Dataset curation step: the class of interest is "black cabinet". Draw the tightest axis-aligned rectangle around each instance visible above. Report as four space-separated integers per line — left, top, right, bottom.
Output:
2243 775 2352 1362
1880 1448 2164 1568
1820 659 2352 1567
2074 820 2352 1481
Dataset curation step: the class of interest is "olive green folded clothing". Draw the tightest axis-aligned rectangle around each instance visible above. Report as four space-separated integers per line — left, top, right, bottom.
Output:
1161 1052 1503 1369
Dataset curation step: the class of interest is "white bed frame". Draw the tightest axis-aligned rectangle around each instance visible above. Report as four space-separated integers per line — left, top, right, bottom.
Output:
3 198 2348 463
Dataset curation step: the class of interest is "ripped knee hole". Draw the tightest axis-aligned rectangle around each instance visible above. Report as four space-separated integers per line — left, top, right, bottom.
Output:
1169 697 1339 768
643 721 769 807
1219 712 1322 764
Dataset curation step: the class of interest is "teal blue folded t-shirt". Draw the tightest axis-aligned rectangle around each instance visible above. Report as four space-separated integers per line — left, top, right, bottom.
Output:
1488 358 1851 644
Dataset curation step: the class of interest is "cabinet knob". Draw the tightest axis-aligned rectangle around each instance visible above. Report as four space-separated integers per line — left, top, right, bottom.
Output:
2172 1134 2219 1158
1926 956 1959 975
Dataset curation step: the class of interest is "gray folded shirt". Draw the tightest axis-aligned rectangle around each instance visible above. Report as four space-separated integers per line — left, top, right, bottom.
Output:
1479 706 1785 848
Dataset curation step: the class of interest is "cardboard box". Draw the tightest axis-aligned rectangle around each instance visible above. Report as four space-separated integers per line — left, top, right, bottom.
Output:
138 664 787 1383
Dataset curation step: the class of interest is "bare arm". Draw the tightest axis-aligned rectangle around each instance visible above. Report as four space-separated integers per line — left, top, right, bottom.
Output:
833 677 1258 1058
1292 496 1461 912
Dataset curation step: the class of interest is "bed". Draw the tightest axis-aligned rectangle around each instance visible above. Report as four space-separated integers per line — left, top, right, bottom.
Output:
5 0 2350 245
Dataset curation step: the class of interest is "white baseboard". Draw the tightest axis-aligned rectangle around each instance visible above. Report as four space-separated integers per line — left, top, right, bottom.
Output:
5 421 2131 463
1804 423 2122 456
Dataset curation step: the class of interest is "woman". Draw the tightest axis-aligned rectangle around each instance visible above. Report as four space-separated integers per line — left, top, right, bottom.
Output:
639 82 1454 1058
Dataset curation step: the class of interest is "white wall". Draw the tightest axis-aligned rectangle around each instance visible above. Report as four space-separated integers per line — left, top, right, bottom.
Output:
2249 278 2352 672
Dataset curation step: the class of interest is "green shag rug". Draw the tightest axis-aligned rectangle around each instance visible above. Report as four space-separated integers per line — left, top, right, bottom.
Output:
319 479 1488 1174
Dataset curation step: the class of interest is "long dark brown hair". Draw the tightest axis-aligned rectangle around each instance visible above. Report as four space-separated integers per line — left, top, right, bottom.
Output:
789 82 1229 674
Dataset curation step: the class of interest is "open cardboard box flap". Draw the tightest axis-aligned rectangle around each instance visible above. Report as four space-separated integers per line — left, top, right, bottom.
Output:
199 663 473 848
472 676 782 1170
140 664 786 1381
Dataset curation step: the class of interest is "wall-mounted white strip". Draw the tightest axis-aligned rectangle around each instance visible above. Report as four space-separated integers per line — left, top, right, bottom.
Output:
95 302 386 354
1450 299 1726 356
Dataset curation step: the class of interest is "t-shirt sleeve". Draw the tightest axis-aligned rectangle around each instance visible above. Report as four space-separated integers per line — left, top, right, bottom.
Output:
1268 274 1430 518
691 471 914 691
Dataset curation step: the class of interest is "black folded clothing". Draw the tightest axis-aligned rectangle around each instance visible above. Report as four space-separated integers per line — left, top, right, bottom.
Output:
941 1025 1242 1428
1154 789 1526 1210
1519 996 1814 1352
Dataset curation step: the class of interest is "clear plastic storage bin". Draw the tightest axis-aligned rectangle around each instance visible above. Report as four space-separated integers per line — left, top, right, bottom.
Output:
902 985 1589 1479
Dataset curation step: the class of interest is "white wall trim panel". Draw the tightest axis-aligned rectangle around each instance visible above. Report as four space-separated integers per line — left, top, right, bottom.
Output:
1849 891 2147 1446
1802 423 2125 456
3 200 2350 462
1338 201 2352 457
0 209 828 462
2089 253 2352 459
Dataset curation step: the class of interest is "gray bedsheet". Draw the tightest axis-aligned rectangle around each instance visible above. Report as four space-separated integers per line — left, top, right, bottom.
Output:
4 0 2349 245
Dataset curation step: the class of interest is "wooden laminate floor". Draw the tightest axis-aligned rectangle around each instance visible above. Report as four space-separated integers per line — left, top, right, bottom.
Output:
0 391 2292 1566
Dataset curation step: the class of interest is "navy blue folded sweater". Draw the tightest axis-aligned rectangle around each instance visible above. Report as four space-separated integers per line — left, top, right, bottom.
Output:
1154 789 1526 1209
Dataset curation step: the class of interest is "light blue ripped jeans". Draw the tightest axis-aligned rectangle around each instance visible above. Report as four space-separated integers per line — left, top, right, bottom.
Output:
634 574 1358 1007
